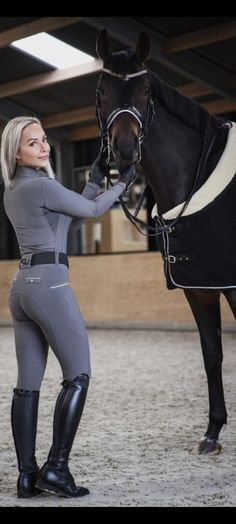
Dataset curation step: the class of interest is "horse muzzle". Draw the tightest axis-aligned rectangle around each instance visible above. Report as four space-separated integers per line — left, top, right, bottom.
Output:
112 135 140 168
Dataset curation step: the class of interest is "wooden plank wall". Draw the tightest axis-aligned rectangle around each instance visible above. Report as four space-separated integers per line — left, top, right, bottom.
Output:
0 252 234 328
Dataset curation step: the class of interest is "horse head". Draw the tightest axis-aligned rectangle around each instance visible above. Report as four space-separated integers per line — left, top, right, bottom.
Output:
96 29 154 170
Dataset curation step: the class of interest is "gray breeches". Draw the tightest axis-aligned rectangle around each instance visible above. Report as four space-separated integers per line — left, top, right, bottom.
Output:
9 264 91 390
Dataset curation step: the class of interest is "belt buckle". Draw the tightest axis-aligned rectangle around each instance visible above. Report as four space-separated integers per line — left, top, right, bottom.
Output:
20 257 29 265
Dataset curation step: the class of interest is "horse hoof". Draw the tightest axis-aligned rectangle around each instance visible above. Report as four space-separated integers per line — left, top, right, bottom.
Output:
198 437 222 455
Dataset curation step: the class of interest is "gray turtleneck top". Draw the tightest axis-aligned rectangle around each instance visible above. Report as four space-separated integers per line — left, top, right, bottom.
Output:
4 166 125 255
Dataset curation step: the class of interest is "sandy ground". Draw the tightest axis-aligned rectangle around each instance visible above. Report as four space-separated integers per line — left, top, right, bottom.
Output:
0 326 236 508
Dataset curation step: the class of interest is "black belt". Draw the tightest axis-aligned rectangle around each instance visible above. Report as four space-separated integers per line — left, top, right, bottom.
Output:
20 252 69 268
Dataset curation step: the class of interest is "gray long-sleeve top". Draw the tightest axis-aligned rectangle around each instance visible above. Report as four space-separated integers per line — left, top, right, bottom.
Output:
4 166 125 255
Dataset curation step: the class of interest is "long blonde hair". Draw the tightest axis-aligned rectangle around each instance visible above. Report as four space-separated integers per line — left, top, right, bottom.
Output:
0 116 55 186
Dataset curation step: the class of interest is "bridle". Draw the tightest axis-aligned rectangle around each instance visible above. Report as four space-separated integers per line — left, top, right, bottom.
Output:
95 66 160 239
95 68 155 164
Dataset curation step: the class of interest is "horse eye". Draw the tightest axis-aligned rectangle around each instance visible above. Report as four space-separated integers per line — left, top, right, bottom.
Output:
99 86 105 96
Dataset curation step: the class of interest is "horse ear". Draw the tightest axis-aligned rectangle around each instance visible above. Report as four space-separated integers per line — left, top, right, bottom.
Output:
135 32 150 63
96 29 112 62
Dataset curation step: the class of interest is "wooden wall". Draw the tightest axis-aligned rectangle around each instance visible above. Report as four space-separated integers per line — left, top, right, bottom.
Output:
83 209 147 253
0 252 235 328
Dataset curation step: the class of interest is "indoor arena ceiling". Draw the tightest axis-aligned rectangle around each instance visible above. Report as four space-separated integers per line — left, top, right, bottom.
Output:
0 16 236 142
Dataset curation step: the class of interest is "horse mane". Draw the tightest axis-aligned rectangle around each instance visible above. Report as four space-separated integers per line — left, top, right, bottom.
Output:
149 69 223 134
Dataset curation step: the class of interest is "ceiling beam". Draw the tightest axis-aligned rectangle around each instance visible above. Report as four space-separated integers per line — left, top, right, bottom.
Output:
0 95 231 139
0 49 208 102
177 83 213 98
83 17 236 102
0 59 102 98
43 95 235 137
11 90 232 133
202 98 236 114
67 125 99 141
0 107 94 135
162 20 236 53
1 95 233 140
0 17 82 49
41 106 96 129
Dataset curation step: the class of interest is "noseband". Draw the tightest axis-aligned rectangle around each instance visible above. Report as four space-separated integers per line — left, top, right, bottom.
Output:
96 68 155 164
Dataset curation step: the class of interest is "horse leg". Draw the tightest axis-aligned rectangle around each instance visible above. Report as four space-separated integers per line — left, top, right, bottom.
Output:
184 289 227 455
222 288 236 319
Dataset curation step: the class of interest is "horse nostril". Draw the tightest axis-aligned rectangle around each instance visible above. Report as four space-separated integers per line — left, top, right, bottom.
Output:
115 136 137 156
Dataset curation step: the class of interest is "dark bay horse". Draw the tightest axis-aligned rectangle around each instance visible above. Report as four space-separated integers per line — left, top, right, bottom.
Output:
95 29 236 455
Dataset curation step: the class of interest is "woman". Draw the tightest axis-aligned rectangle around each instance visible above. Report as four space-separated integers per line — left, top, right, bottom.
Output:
1 116 136 499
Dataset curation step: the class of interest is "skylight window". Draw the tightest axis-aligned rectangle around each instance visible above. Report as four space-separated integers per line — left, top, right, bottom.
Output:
11 32 94 69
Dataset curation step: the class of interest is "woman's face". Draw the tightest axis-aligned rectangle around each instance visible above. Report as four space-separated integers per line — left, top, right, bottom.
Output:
17 123 50 170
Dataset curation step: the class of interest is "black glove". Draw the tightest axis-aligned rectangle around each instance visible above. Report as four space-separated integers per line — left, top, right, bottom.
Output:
89 149 107 186
118 165 137 190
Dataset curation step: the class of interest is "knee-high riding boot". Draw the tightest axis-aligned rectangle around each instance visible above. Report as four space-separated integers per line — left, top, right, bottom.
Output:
36 374 90 498
11 388 41 498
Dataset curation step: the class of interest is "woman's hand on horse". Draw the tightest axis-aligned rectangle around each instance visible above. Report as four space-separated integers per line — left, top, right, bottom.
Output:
119 165 138 190
89 150 107 186
89 159 107 186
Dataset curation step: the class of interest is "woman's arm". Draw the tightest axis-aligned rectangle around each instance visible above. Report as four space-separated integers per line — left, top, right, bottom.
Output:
42 178 126 218
70 182 100 231
81 181 100 200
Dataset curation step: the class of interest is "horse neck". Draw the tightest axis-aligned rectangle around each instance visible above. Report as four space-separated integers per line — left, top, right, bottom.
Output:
141 73 228 215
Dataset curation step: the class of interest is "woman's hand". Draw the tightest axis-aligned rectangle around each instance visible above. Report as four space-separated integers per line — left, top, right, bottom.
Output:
89 149 107 186
119 165 137 190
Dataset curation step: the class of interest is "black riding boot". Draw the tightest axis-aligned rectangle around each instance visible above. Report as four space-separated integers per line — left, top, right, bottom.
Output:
11 388 41 498
36 374 90 498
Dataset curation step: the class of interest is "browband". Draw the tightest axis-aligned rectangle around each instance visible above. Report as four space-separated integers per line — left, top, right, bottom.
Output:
102 68 148 81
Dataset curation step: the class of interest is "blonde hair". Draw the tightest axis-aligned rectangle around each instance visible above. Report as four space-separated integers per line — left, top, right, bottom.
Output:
0 116 55 186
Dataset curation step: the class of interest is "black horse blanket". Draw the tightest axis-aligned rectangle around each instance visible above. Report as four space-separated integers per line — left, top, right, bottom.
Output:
152 122 236 290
